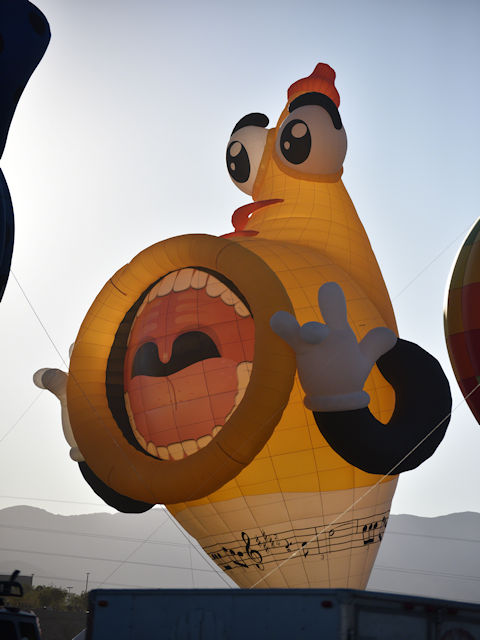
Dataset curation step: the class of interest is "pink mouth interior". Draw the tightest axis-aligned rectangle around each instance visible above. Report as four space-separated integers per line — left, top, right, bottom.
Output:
124 272 255 458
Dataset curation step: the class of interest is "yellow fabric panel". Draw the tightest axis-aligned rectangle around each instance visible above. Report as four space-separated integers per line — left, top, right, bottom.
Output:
248 157 397 334
235 457 279 487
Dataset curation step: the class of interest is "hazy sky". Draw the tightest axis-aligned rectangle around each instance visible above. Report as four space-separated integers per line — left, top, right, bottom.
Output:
1 0 479 520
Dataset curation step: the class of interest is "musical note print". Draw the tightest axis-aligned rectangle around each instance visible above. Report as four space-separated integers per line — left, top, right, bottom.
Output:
222 545 248 569
362 522 377 545
242 532 264 570
361 515 388 546
255 530 281 553
206 511 389 572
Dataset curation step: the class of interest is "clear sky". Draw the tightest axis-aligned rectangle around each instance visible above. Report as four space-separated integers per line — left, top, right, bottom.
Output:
0 0 479 518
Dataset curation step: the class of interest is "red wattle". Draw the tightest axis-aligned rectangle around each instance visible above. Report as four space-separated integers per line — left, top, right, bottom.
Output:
226 199 283 235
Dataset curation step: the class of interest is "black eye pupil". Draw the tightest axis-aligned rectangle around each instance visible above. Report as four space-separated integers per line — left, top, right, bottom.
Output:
226 141 250 183
280 119 311 165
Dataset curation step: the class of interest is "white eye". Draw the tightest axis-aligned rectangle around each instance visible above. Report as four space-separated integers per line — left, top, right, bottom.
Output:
275 104 347 175
226 125 268 195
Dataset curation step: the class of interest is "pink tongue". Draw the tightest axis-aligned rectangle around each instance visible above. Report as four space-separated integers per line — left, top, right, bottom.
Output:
127 358 239 447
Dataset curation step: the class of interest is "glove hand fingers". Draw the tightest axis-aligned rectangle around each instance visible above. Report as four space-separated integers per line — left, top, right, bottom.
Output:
359 327 397 363
317 282 348 329
270 311 300 348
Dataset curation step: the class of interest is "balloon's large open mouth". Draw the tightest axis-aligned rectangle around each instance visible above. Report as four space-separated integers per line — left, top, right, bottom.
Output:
70 234 295 503
122 268 255 461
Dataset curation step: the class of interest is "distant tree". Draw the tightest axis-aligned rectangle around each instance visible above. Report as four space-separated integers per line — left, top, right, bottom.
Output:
67 591 89 611
35 585 68 609
4 583 90 611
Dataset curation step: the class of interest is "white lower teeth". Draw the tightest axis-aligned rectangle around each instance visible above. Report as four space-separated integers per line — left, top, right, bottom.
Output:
197 434 213 449
147 441 157 457
168 443 184 460
157 446 168 459
225 361 252 422
182 439 199 456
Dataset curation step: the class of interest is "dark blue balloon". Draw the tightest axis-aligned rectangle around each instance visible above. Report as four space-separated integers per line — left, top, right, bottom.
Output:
0 0 50 300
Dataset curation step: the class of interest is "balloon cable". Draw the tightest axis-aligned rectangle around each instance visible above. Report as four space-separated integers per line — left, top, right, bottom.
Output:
10 269 164 507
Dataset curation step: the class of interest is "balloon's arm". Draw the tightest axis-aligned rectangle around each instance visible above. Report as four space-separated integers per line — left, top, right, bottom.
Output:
313 338 451 474
33 367 85 462
270 282 452 475
33 366 154 512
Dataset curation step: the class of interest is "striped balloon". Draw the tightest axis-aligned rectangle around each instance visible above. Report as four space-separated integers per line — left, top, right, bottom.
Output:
445 218 480 423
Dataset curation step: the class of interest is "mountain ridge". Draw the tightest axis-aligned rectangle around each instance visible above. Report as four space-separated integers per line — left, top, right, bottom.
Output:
1 506 479 602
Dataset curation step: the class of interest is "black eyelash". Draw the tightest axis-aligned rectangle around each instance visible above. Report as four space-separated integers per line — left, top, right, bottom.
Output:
289 92 342 130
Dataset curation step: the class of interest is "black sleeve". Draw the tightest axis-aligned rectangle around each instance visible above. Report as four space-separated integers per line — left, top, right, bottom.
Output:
313 339 452 475
79 461 155 513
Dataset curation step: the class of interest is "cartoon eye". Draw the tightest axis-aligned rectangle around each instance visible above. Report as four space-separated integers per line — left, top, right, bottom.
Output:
275 103 347 175
226 141 250 184
226 115 269 195
279 119 311 165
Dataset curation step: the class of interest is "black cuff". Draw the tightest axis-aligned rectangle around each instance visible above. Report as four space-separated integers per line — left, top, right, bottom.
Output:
313 339 451 474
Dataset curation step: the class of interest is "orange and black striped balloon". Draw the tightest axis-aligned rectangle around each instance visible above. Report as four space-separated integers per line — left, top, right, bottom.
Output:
445 218 480 423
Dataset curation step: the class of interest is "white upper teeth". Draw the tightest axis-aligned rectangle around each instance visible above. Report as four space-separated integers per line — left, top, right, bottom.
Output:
148 271 176 301
143 268 250 318
191 270 208 289
173 268 195 292
205 276 226 297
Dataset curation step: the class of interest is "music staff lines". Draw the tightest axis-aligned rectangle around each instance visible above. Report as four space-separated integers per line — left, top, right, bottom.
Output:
205 512 389 572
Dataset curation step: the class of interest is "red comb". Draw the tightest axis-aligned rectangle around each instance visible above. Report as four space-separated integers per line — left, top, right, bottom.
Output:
287 63 340 107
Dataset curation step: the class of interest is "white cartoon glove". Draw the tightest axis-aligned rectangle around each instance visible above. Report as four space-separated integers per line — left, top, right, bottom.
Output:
33 354 84 461
270 282 397 412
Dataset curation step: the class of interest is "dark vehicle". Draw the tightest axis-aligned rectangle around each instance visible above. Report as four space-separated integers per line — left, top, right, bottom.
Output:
0 571 41 640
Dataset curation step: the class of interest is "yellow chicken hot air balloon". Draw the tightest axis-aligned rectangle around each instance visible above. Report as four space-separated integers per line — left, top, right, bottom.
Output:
35 64 451 589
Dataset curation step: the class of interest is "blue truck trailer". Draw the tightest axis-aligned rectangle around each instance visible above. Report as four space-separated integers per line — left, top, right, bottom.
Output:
85 588 480 639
